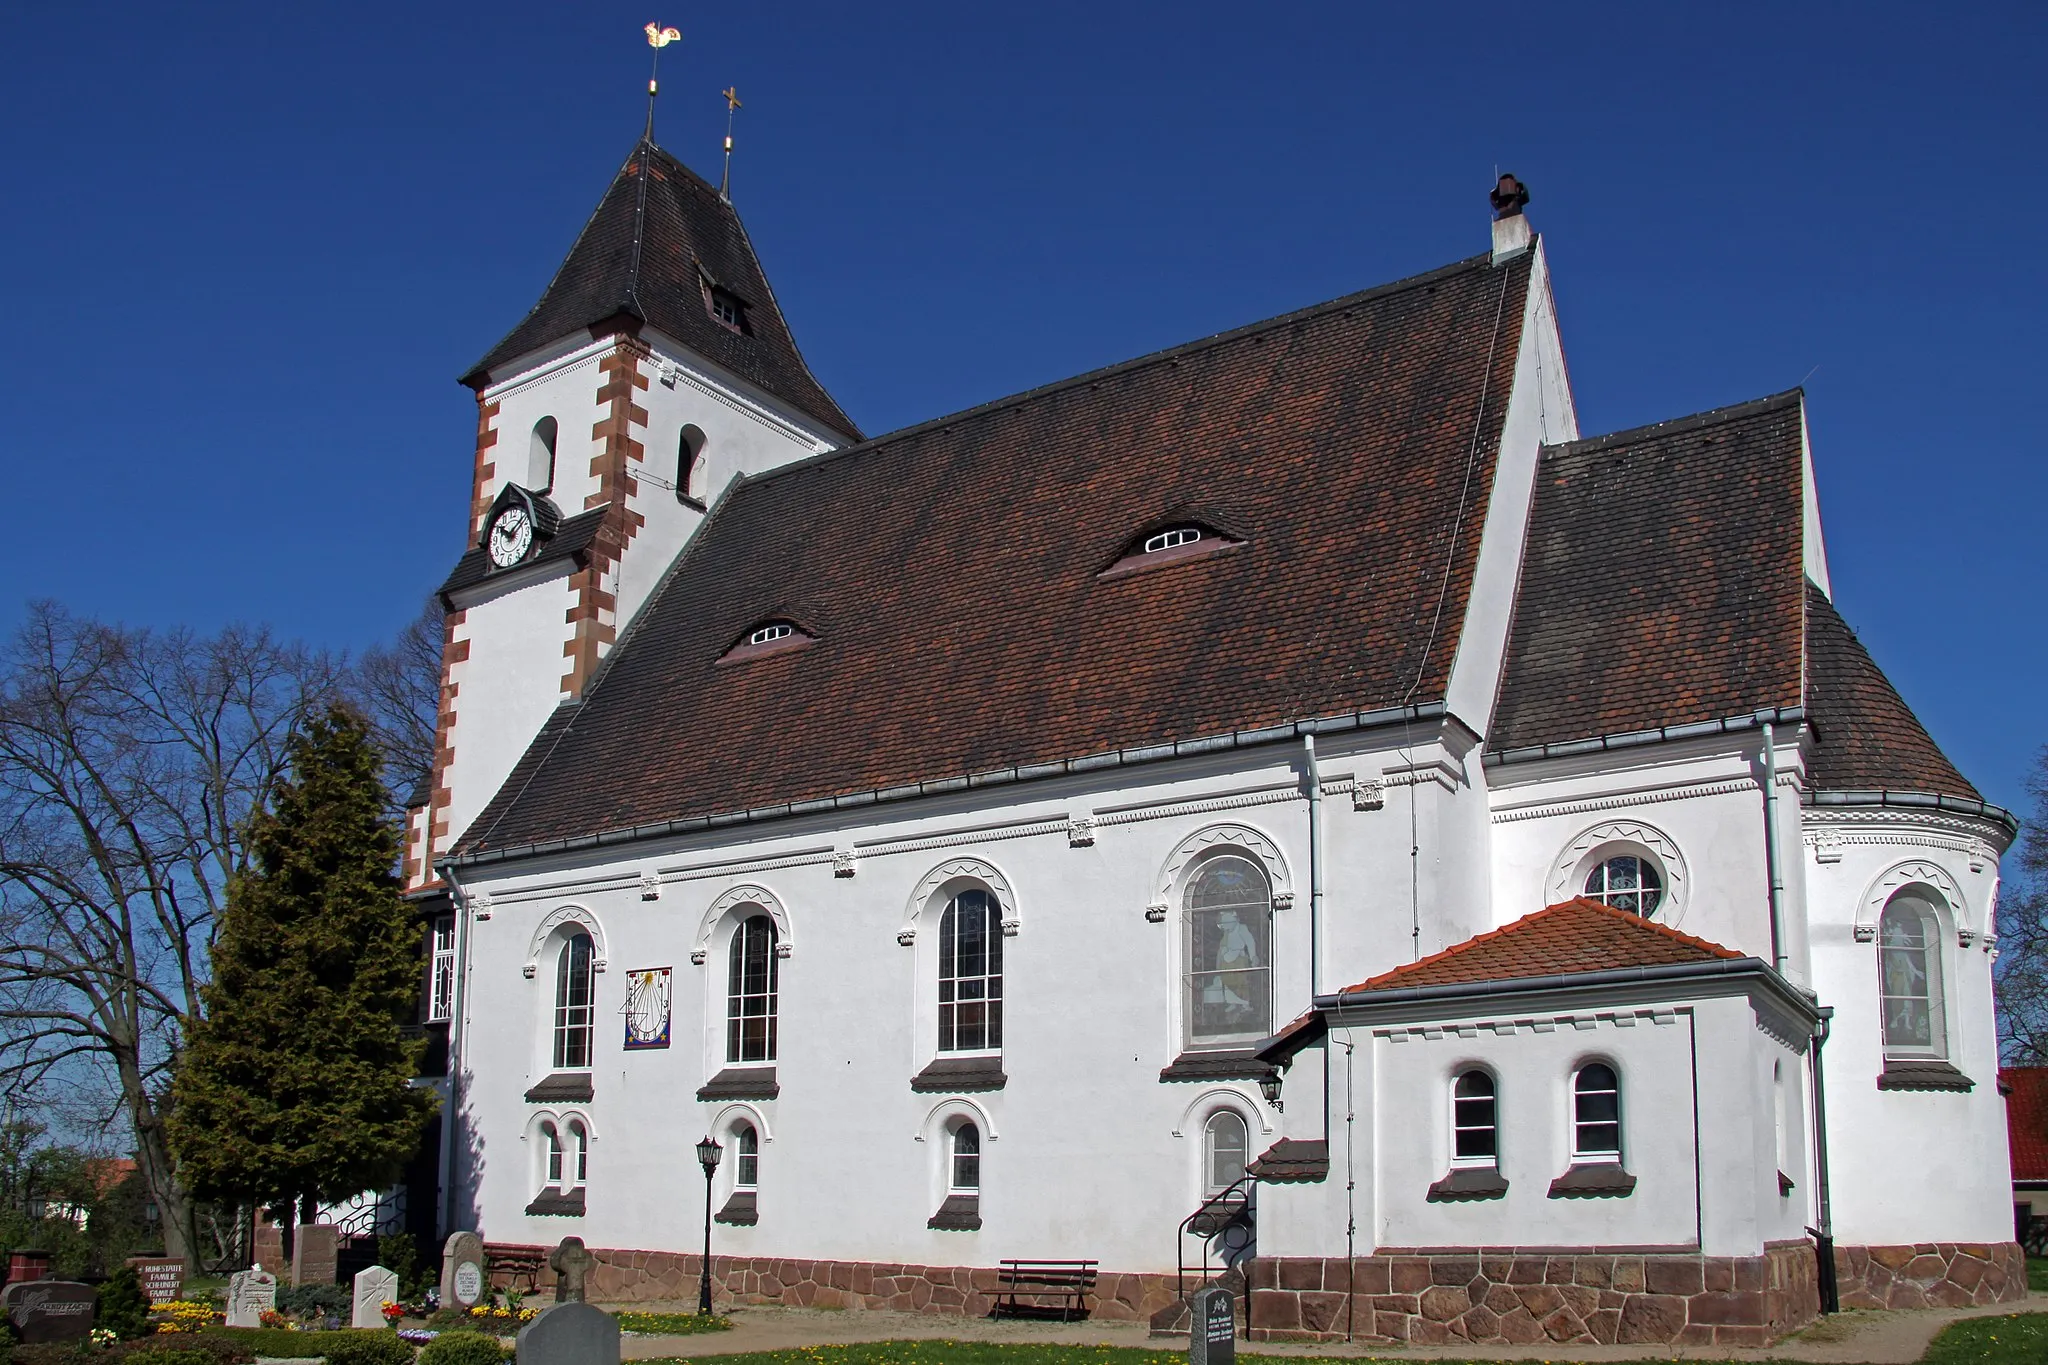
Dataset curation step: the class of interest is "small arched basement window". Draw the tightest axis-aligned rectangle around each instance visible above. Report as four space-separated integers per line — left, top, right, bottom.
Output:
528 417 558 493
1452 1070 1498 1165
1572 1063 1622 1160
1203 1110 1249 1197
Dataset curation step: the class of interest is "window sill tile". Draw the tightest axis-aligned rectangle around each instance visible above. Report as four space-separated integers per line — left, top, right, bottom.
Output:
715 1191 759 1226
697 1066 779 1101
1158 1049 1276 1083
1547 1163 1636 1199
912 1057 1007 1093
1878 1060 1975 1092
524 1072 594 1103
1428 1167 1508 1202
928 1194 981 1231
525 1187 586 1217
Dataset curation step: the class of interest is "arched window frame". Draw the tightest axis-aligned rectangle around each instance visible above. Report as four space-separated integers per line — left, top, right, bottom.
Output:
949 1119 982 1193
725 912 780 1064
1180 850 1277 1051
1878 890 1949 1060
937 889 1004 1055
1450 1068 1499 1168
1549 823 1689 923
541 1120 563 1189
565 1118 588 1189
552 929 596 1071
1201 1108 1251 1198
528 416 558 494
1570 1061 1623 1162
678 424 708 505
734 1121 760 1190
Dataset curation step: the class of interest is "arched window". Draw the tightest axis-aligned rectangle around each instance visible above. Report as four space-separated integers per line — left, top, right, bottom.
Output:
726 914 779 1063
1572 1063 1622 1160
1185 855 1273 1048
734 1122 759 1189
541 1122 563 1187
938 890 1002 1053
1584 855 1662 915
950 1122 981 1192
553 930 594 1070
528 416 558 492
678 425 708 503
566 1119 588 1188
1452 1071 1498 1165
1203 1110 1249 1197
1879 892 1947 1058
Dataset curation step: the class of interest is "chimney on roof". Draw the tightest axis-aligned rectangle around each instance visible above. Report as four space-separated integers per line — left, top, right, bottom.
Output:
1490 173 1532 264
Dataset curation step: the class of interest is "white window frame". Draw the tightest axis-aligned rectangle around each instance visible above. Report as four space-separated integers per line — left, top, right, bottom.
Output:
1571 1062 1623 1162
734 1122 759 1190
725 912 779 1064
1449 1069 1499 1168
1144 526 1203 554
553 930 596 1071
937 889 1003 1055
949 1120 982 1194
1878 892 1948 1059
428 915 456 1022
1201 1109 1250 1197
566 1119 588 1189
542 1121 563 1189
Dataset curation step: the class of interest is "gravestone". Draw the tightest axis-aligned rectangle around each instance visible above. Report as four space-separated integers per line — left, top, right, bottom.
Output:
0 1279 94 1343
293 1223 339 1285
441 1230 487 1310
515 1300 619 1365
549 1237 595 1304
225 1268 278 1328
1188 1286 1234 1365
126 1257 186 1306
252 1222 286 1276
352 1265 401 1328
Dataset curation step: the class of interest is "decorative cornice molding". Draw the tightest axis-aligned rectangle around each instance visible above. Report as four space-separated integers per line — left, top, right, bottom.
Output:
1493 778 1754 826
903 857 1019 937
1096 783 1300 829
857 818 1067 862
1376 1008 1683 1043
525 904 605 979
690 884 793 962
1157 823 1294 907
1802 804 2013 847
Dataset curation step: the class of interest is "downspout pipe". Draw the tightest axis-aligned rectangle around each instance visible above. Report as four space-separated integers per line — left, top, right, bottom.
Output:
1808 1006 1839 1314
1304 735 1324 999
1759 716 1787 973
434 858 476 1241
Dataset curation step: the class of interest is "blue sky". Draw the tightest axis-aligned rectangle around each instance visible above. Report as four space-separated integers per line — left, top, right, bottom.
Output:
1 3 2042 811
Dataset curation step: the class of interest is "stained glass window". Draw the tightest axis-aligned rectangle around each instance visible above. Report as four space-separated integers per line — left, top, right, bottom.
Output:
1185 855 1273 1047
1573 1063 1622 1159
1453 1071 1498 1163
939 890 1003 1052
1584 855 1662 916
727 914 779 1063
1880 894 1946 1057
553 931 594 1070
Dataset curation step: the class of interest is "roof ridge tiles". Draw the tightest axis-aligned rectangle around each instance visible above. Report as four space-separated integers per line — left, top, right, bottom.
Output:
1541 388 1804 460
737 249 1508 492
1340 897 1745 996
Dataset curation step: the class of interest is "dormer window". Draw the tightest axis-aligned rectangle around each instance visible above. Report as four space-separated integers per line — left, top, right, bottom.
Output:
1100 520 1243 581
719 619 813 665
1143 527 1202 554
705 285 748 334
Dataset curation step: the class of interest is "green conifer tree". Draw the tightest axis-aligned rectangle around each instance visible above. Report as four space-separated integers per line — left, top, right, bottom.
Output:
168 705 434 1227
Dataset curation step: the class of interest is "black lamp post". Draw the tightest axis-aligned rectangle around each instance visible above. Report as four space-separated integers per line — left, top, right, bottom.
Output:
695 1135 723 1315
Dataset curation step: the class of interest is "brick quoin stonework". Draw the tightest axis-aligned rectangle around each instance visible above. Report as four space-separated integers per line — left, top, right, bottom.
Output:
1833 1242 2027 1310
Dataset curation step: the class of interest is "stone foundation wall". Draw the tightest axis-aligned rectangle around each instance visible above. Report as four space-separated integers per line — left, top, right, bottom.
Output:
1245 1243 1818 1346
1833 1243 2027 1310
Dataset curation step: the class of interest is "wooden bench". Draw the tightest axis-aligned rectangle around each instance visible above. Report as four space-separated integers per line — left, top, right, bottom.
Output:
482 1243 549 1297
993 1259 1098 1321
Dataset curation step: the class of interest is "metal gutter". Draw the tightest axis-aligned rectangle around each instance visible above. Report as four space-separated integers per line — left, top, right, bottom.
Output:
1805 788 2017 836
1485 706 1806 767
451 699 1450 870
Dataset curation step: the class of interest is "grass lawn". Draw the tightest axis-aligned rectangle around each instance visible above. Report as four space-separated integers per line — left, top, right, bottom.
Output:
617 1311 734 1335
639 1314 2048 1365
2026 1257 2048 1292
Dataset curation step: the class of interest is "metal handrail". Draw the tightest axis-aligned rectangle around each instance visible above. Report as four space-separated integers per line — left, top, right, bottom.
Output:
1174 1174 1257 1330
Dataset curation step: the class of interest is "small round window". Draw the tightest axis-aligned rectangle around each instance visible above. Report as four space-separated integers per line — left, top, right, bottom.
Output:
1584 855 1662 916
1143 527 1203 554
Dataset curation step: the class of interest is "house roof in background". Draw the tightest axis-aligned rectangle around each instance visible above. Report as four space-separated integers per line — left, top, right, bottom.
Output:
462 139 858 440
2004 1067 2048 1183
1340 897 1746 995
456 249 1535 856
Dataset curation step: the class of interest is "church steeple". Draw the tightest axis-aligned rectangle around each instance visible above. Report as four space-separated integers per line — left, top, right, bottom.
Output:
461 139 858 441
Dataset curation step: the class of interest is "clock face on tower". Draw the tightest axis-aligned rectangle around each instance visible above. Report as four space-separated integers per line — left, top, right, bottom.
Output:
487 504 533 567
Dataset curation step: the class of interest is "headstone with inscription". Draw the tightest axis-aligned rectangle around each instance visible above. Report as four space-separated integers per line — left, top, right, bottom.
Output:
126 1257 187 1306
352 1265 400 1328
1188 1286 1234 1365
0 1279 94 1344
516 1301 619 1365
225 1268 278 1328
292 1223 339 1286
441 1231 487 1310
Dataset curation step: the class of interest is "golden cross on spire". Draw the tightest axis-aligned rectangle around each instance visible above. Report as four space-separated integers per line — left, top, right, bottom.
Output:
643 22 681 141
720 86 742 201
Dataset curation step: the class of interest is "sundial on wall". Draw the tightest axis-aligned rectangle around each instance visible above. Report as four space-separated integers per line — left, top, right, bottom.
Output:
621 966 672 1050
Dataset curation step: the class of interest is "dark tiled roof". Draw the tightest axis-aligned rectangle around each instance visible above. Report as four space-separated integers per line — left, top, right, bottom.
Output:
457 251 1534 856
437 506 608 600
1339 898 1745 995
463 140 858 440
1250 1138 1329 1184
2002 1067 2048 1182
1805 582 1979 800
1490 392 1808 753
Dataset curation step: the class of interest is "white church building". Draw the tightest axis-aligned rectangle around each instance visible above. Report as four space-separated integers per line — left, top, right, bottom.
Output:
401 141 2024 1345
